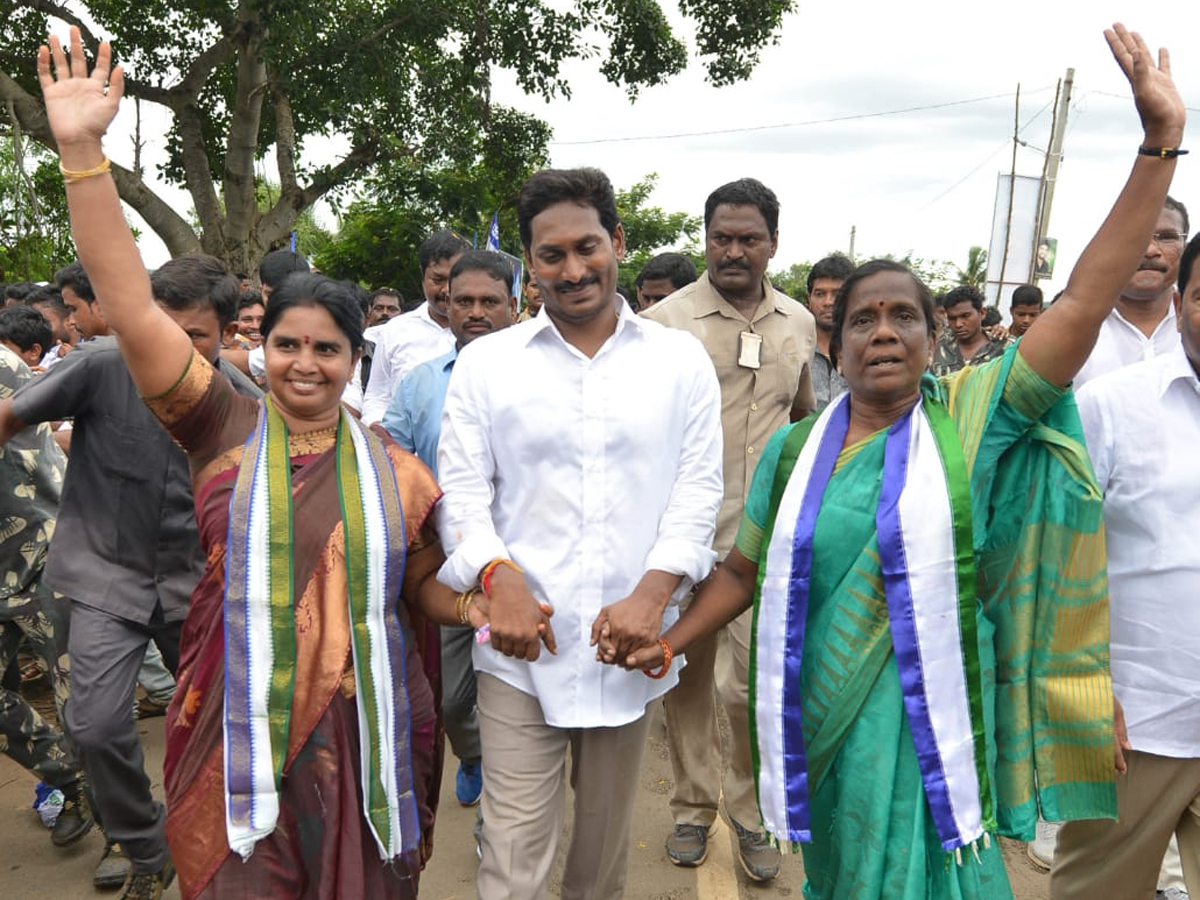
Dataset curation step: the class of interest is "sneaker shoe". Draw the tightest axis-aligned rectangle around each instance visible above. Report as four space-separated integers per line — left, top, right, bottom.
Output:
1156 890 1190 900
456 760 482 806
51 784 95 847
1026 819 1060 871
666 823 712 867
730 817 781 882
94 842 131 890
136 697 169 719
119 861 175 900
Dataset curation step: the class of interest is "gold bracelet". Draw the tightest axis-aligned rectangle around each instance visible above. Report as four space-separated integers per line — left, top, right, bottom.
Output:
456 588 479 626
60 156 112 184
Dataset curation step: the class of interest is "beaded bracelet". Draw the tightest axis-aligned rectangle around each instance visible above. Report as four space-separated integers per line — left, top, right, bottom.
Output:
643 638 673 679
60 156 112 184
480 558 524 596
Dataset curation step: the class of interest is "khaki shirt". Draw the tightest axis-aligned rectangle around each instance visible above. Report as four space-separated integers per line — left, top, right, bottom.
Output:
643 272 816 555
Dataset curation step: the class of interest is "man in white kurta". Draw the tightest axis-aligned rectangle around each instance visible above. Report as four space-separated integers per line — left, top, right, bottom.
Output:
436 167 722 900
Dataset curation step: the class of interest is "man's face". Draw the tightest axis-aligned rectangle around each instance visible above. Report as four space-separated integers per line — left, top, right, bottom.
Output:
61 287 105 339
423 254 463 326
525 201 625 330
808 277 843 333
704 204 778 301
636 277 677 310
448 270 516 347
160 303 225 364
1177 269 1200 374
1036 244 1049 264
367 292 402 327
523 278 542 314
236 302 265 346
1 338 43 368
1123 207 1186 303
946 301 982 343
29 301 73 344
1009 302 1042 337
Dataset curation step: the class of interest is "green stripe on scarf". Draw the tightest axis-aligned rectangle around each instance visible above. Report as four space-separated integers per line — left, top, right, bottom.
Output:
264 399 297 788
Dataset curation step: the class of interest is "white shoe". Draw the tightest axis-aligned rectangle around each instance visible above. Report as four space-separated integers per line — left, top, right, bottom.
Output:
1026 819 1060 871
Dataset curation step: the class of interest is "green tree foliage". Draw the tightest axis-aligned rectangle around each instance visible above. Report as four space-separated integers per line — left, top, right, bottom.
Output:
0 136 74 281
615 174 702 295
768 261 813 301
955 245 988 289
0 0 793 276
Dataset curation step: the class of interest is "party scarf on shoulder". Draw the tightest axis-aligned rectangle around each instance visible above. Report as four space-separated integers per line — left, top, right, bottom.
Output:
750 391 995 853
223 398 419 861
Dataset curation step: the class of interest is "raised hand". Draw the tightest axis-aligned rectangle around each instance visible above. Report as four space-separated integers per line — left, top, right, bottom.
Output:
1104 23 1185 146
37 26 124 150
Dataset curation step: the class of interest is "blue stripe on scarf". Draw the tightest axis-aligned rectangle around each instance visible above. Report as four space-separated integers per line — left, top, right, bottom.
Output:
782 399 850 838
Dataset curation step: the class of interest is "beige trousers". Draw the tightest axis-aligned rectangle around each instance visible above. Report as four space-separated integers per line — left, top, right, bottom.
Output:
662 605 759 828
1052 750 1200 899
475 673 652 900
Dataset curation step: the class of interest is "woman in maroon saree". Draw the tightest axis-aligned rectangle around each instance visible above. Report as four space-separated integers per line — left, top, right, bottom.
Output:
36 28 494 899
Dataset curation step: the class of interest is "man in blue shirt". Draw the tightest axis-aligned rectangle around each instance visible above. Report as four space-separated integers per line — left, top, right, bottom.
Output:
383 250 516 806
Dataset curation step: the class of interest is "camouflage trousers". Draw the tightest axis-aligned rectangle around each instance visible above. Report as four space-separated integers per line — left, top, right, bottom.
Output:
0 574 82 792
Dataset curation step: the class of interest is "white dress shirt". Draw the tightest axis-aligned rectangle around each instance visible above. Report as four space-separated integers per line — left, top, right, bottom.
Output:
1073 305 1179 388
361 302 455 423
1076 344 1200 758
436 302 723 729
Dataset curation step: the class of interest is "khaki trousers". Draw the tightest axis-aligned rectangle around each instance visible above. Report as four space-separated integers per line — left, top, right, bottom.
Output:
1052 750 1200 900
475 673 652 900
662 605 758 828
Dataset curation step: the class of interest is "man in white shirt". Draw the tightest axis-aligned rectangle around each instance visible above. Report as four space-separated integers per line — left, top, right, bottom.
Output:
1073 196 1187 388
1053 232 1200 900
436 167 723 900
360 230 469 423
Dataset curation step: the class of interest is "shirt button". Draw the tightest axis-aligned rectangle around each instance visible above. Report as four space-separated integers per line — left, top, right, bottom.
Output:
750 402 758 411
747 446 755 455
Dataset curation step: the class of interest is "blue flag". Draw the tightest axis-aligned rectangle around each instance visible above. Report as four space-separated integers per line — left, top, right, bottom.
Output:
486 212 500 251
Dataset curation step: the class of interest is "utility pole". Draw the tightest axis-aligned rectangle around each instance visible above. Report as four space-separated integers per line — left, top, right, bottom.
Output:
848 225 856 263
1033 68 1074 280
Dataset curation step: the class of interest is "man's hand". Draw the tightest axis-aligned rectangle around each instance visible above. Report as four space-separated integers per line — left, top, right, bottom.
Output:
485 565 556 661
38 28 124 150
590 570 680 667
1114 696 1132 774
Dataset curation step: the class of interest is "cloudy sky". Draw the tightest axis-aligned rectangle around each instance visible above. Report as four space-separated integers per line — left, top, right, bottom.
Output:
490 1 1199 294
115 1 1197 298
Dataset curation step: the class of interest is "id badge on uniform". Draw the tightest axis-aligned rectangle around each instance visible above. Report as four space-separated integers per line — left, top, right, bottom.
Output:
737 332 763 370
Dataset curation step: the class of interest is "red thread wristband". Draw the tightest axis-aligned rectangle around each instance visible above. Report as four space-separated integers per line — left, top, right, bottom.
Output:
643 638 673 679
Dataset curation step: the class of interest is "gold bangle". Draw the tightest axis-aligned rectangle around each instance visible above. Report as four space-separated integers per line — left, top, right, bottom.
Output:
457 588 479 626
60 156 112 184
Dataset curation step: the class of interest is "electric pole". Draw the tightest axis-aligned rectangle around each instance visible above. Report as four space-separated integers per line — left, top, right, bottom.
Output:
1033 68 1074 280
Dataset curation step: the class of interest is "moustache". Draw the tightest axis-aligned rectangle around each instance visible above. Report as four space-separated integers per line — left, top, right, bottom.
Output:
719 261 750 271
1137 262 1169 272
554 275 600 292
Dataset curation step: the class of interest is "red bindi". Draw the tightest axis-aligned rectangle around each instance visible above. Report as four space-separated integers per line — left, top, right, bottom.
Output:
303 335 311 345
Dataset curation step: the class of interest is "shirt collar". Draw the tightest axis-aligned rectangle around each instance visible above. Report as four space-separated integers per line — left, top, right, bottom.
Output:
1158 342 1200 398
688 271 791 322
1111 303 1177 337
522 296 643 350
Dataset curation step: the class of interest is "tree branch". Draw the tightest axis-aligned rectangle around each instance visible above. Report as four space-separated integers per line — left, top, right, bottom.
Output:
272 81 298 196
175 102 224 250
221 3 267 253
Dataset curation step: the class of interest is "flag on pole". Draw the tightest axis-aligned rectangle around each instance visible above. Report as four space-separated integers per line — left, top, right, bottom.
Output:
486 212 500 252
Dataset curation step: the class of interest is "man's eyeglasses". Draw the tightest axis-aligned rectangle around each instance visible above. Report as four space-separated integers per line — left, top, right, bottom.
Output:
1151 230 1186 245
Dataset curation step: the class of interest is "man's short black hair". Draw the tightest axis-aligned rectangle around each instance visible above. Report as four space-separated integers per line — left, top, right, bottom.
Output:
982 307 1002 328
1166 194 1190 236
450 250 514 291
943 285 984 312
25 284 66 312
257 249 310 290
1179 232 1200 296
1011 284 1043 308
418 230 472 275
370 286 403 303
0 305 52 355
53 261 96 302
704 178 780 235
806 255 855 295
237 288 265 312
151 254 241 327
517 168 620 251
635 253 697 290
4 281 38 303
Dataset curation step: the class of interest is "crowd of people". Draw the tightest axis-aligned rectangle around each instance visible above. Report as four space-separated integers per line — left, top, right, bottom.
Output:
0 20 1196 900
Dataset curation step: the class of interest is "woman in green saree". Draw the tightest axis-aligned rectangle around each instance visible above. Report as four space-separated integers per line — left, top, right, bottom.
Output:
611 23 1186 900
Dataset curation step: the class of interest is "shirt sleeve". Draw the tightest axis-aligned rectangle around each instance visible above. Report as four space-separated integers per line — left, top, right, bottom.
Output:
1074 382 1113 491
734 423 792 561
642 339 723 588
434 347 510 591
248 345 266 378
11 344 95 424
792 357 817 418
361 328 394 425
381 373 417 453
